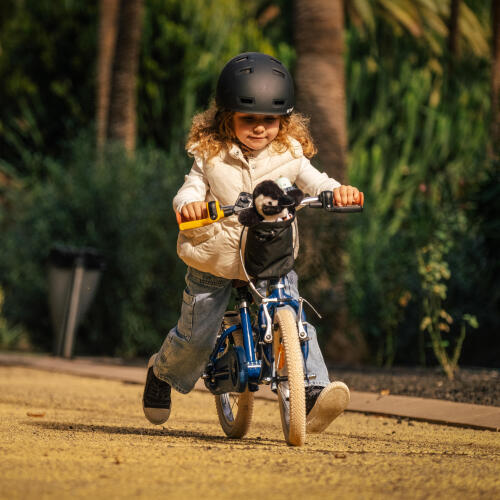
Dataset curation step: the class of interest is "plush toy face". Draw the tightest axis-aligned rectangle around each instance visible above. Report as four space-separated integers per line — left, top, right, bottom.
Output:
237 179 305 227
254 193 289 222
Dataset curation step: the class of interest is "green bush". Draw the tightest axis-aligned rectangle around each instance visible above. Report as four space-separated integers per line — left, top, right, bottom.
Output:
0 0 97 168
0 286 31 350
0 0 289 170
417 226 478 379
0 135 189 357
344 21 494 366
139 0 282 149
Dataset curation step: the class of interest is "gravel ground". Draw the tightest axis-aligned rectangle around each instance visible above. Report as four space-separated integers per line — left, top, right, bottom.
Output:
329 366 500 407
2 366 500 500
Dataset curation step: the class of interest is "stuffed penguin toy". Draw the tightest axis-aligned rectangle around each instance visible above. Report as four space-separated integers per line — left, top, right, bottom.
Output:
238 179 304 226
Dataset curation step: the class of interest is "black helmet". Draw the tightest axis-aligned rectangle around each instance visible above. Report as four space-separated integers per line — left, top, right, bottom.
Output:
216 52 294 115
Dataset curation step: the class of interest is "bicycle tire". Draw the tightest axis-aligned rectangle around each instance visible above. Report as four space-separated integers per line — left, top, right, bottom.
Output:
214 327 254 438
273 307 306 446
215 390 254 438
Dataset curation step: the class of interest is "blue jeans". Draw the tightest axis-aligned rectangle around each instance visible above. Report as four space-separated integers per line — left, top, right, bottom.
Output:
154 267 330 394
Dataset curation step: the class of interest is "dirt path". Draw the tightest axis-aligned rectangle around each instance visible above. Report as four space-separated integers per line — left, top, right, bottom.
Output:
1 367 499 499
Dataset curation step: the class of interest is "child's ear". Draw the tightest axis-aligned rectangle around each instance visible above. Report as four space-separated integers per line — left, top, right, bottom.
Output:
238 208 262 227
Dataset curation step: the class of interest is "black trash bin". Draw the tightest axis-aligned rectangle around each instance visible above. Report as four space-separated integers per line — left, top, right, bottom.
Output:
48 246 105 358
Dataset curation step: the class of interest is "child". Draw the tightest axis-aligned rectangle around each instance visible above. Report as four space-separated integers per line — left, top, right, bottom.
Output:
143 52 361 433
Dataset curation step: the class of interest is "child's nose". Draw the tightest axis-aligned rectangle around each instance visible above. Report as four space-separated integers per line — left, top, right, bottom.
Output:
253 123 265 133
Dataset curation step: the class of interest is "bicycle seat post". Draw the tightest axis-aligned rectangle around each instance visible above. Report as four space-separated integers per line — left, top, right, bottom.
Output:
235 284 252 307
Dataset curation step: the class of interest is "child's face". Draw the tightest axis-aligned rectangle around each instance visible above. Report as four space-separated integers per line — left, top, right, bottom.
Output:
232 113 280 151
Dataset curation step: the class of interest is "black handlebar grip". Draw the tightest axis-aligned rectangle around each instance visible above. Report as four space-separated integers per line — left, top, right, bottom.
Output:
208 201 218 220
318 191 364 213
328 205 363 213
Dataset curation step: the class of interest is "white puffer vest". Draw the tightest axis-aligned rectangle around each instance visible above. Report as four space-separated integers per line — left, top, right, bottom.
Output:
174 138 340 280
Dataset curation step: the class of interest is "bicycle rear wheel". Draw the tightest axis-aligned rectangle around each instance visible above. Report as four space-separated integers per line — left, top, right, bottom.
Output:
215 390 254 438
214 326 254 438
273 307 306 446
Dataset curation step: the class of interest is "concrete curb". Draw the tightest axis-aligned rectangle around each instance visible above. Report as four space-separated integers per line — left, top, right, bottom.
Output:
1 352 498 431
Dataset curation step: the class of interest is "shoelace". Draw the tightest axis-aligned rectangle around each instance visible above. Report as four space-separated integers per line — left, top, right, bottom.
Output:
146 369 170 404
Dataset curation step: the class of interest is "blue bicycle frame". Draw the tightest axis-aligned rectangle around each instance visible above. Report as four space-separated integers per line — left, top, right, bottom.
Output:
200 188 362 444
203 276 310 395
202 189 363 397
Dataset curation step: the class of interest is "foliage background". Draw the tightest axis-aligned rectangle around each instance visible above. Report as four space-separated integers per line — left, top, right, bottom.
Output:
0 0 498 367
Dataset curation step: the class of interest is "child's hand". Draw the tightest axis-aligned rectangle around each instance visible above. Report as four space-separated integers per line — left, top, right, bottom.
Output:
333 185 361 206
181 201 208 221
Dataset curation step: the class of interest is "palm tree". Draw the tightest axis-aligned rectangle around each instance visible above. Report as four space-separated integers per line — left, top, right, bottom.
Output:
294 0 347 182
293 0 361 364
96 0 144 153
107 0 144 153
293 0 489 180
96 0 120 151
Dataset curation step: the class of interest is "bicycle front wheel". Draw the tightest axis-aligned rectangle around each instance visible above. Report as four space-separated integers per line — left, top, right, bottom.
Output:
273 307 306 446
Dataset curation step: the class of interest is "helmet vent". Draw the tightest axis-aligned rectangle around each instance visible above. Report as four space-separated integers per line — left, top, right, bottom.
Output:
239 97 255 105
239 67 253 74
273 99 285 106
235 56 249 63
272 69 285 78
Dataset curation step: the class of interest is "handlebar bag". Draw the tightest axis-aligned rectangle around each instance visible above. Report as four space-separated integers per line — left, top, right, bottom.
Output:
243 216 295 280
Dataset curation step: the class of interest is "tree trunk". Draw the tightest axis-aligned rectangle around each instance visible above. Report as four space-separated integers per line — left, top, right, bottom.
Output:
447 0 461 74
294 0 347 182
293 0 367 364
492 0 500 159
107 0 144 153
448 0 461 56
96 0 120 152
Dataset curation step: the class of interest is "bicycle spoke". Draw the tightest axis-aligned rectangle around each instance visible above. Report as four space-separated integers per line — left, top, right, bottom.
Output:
230 393 239 412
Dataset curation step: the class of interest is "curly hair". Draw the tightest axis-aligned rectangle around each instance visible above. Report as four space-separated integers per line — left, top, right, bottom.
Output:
186 101 317 160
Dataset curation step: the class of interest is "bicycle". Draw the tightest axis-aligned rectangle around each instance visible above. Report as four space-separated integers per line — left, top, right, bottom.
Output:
179 188 363 446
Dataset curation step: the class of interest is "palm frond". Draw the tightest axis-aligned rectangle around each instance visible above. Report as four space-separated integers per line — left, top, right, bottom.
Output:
459 2 489 58
377 0 424 37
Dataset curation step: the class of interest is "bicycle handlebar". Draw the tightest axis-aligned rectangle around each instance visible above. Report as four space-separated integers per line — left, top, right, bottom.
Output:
300 191 364 213
176 190 364 230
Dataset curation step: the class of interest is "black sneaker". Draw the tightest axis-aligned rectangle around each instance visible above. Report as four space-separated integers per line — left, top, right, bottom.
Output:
306 385 325 415
142 354 171 425
305 382 350 433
